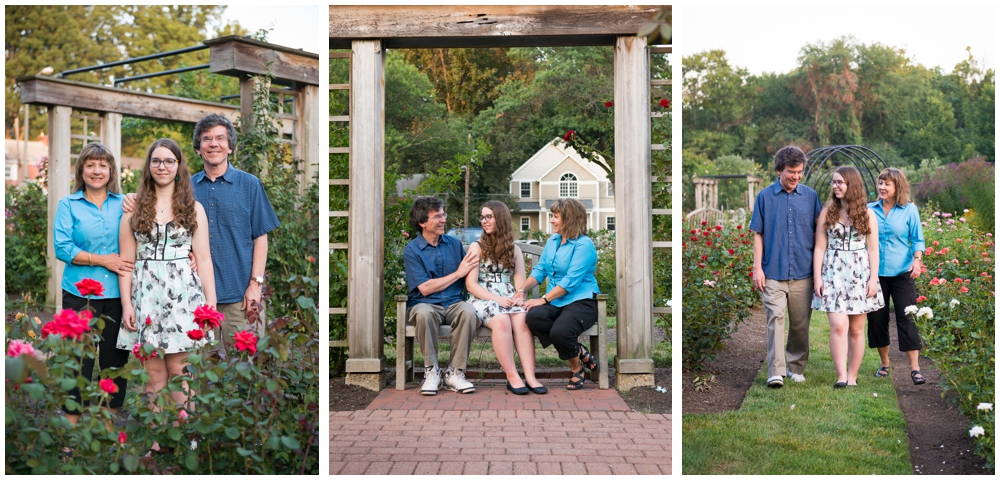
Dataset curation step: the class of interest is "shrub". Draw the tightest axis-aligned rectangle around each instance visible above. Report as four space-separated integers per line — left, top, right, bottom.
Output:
910 205 995 470
681 214 757 370
5 180 49 297
913 157 995 232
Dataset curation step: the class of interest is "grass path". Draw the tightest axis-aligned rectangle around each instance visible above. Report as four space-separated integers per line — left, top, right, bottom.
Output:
682 310 912 475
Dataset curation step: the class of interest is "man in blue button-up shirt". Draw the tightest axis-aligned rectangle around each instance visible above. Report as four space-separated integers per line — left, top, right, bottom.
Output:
749 146 823 388
403 196 482 395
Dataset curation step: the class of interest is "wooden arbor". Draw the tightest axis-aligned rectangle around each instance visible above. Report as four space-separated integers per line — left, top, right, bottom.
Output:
18 36 319 312
330 6 672 391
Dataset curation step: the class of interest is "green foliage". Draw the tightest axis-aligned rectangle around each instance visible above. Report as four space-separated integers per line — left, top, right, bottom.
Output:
5 298 319 474
4 180 48 296
681 215 757 370
912 158 995 233
911 204 995 470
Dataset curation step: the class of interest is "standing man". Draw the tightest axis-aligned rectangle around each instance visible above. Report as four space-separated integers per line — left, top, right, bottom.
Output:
190 114 280 340
403 196 481 395
749 146 823 388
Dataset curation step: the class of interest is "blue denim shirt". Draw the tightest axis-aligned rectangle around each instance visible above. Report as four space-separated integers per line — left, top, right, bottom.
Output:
191 164 280 304
749 180 823 281
54 190 123 298
529 234 600 307
404 234 467 308
869 199 925 277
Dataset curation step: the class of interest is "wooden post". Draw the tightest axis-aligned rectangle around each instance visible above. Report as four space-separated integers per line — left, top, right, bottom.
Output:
299 84 319 191
612 35 654 390
239 73 271 175
102 112 122 192
344 39 387 390
46 106 72 312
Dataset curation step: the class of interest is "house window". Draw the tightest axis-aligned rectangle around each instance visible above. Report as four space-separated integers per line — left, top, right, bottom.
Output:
559 173 578 197
606 216 616 231
5 164 17 181
607 180 614 197
520 217 530 232
520 182 531 198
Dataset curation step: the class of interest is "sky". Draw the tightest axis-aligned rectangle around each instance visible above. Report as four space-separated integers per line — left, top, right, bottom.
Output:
681 4 996 75
216 5 320 53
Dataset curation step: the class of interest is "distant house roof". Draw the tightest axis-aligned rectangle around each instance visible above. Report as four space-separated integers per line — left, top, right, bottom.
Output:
510 138 609 182
545 199 593 209
518 202 541 211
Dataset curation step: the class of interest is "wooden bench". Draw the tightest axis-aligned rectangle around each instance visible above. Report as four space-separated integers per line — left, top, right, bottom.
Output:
395 243 609 390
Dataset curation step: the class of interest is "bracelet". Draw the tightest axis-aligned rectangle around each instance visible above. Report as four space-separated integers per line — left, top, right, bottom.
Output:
88 253 93 266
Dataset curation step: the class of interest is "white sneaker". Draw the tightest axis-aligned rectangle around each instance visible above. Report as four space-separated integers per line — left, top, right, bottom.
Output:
787 371 806 383
421 366 441 395
767 375 784 388
443 367 475 394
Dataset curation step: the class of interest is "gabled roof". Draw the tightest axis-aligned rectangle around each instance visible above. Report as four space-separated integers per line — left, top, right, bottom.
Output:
510 137 609 182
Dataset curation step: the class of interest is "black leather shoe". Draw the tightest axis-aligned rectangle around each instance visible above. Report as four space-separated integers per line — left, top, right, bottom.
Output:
506 381 529 395
528 384 548 395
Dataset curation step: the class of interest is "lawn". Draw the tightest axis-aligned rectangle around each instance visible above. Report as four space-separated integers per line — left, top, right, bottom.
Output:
682 310 912 475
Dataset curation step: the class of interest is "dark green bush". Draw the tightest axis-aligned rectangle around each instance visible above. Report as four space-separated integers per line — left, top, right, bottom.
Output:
5 180 49 297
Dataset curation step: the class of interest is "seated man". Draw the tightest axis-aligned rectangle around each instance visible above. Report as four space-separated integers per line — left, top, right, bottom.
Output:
403 196 482 395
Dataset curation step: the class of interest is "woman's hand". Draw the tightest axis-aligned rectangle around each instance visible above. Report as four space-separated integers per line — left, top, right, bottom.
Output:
122 305 138 332
495 296 515 309
512 289 525 304
814 279 824 298
909 258 923 279
101 253 134 275
522 298 546 311
866 277 879 298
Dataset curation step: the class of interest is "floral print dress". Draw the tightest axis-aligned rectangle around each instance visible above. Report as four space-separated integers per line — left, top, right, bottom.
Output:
811 222 885 314
117 222 213 353
468 257 525 325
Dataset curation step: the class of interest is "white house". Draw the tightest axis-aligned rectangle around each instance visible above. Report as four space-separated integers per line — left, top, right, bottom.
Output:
509 138 616 234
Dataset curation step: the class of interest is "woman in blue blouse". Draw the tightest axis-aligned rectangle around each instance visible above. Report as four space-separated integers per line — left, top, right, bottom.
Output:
866 168 927 385
53 143 134 424
515 198 601 390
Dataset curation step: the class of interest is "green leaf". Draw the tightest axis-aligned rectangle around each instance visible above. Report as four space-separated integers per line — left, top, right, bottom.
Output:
168 427 182 441
39 431 53 445
225 427 241 439
235 361 252 378
90 440 100 452
59 378 77 391
110 463 119 473
280 436 301 450
123 454 139 472
206 370 219 382
185 453 198 470
265 378 279 392
236 447 254 457
6 357 25 382
188 353 202 364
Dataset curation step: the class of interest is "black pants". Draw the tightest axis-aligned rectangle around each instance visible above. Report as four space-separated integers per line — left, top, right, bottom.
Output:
866 274 923 351
525 298 597 361
62 291 130 413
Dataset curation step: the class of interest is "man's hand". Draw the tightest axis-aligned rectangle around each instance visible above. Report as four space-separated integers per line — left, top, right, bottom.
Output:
753 267 767 292
122 193 138 213
456 250 479 277
243 281 263 319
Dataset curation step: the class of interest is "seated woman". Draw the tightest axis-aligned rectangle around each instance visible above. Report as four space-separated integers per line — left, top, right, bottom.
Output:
516 198 601 391
464 201 546 395
116 138 215 451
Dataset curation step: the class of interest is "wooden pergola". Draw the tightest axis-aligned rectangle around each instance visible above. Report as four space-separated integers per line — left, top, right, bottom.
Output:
18 36 319 312
330 5 672 392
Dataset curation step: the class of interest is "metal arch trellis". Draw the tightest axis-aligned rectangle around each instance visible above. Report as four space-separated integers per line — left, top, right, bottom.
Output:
803 145 889 202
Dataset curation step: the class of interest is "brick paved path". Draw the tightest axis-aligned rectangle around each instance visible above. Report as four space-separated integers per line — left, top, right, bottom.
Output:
331 383 672 475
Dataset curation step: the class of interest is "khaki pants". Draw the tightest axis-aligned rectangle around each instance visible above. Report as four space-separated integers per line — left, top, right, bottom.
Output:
408 302 482 371
215 301 265 345
762 278 813 378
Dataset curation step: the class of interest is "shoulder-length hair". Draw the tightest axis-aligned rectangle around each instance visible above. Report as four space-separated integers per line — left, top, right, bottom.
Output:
877 167 911 207
550 198 588 240
73 143 120 194
478 200 516 271
130 138 198 235
823 166 870 236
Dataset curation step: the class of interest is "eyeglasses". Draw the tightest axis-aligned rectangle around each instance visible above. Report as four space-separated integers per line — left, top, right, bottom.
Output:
430 213 448 221
831 180 846 186
479 214 495 223
150 158 178 168
200 134 228 146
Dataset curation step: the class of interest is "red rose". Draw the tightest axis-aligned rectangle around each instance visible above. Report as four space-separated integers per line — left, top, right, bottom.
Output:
145 317 152 326
916 295 927 303
701 221 707 226
563 130 575 141
604 101 614 107
193 305 224 331
715 225 723 231
232 329 258 355
99 378 118 394
74 278 105 298
658 98 670 108
41 309 91 341
961 286 969 293
706 241 712 246
728 249 735 255
118 432 127 444
187 329 206 341
736 225 743 230
701 255 708 261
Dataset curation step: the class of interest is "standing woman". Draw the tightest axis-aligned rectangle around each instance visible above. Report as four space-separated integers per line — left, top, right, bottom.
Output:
811 166 884 387
53 143 134 425
464 201 545 395
867 168 927 385
116 139 215 440
516 198 601 391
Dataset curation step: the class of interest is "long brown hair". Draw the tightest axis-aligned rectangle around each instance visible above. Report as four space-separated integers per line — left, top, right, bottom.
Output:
130 138 198 235
877 167 911 207
478 201 516 271
550 198 588 240
73 143 120 194
823 166 870 236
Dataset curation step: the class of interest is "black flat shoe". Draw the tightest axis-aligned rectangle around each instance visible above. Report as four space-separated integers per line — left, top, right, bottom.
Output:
506 381 529 395
833 381 847 388
528 384 548 394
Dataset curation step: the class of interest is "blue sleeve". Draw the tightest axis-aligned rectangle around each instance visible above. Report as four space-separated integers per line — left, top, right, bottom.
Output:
555 238 597 293
530 237 556 284
54 198 81 264
749 193 765 233
909 204 925 253
813 192 823 219
403 242 429 293
249 177 280 239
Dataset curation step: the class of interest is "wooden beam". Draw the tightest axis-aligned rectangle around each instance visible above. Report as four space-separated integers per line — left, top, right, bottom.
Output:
206 36 319 86
19 76 238 124
300 84 320 188
329 5 664 48
345 39 387 375
102 112 122 193
613 35 654 375
46 106 72 312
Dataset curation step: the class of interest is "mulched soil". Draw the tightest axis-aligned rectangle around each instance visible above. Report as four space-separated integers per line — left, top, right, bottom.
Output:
682 306 989 474
617 367 671 414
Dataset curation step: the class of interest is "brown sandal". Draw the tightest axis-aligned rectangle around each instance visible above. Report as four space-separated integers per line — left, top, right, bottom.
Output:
911 370 926 385
567 368 586 390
